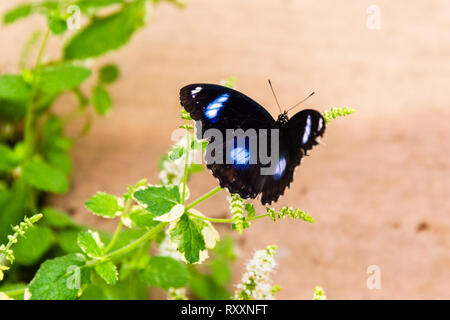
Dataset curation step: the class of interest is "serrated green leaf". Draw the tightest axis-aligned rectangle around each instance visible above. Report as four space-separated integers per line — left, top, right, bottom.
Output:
0 144 19 172
28 253 90 300
77 230 104 258
38 63 91 94
95 260 118 285
92 85 112 116
14 226 54 266
170 214 206 264
23 158 68 193
0 74 32 100
141 256 188 290
99 64 120 84
133 185 181 216
42 207 78 228
127 205 159 228
85 192 122 218
64 1 147 60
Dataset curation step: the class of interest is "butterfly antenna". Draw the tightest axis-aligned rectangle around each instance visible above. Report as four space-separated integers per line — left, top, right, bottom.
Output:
286 91 315 113
268 79 283 114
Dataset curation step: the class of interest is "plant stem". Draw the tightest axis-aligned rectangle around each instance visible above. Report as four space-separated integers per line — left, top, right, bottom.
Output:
181 120 190 205
103 198 131 253
185 186 223 211
104 219 123 254
248 213 270 221
187 211 270 224
186 211 232 223
23 28 50 160
103 222 167 261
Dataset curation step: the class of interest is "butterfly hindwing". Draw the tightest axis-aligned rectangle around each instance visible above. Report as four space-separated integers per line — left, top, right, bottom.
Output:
259 110 325 204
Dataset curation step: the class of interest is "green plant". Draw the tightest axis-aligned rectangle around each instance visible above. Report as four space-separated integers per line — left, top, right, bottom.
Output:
0 71 353 299
0 0 183 290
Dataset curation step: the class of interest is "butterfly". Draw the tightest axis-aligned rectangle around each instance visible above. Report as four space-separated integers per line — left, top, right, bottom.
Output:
180 83 325 205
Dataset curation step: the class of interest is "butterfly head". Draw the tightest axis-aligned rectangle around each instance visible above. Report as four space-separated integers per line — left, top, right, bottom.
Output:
276 112 289 125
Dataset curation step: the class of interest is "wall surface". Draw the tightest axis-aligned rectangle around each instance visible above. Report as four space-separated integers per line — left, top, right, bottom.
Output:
1 0 449 299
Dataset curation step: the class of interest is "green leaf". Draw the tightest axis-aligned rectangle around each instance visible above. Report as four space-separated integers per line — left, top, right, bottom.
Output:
85 192 122 218
133 185 181 216
2 2 59 25
47 15 67 35
58 230 82 254
41 116 72 175
0 181 27 244
0 144 19 172
23 158 68 193
3 4 32 24
99 64 120 84
0 283 27 300
64 1 147 60
28 253 91 300
127 205 159 228
14 226 54 266
77 230 104 258
95 260 118 285
77 0 124 13
213 236 236 261
92 85 112 116
0 99 27 122
210 259 231 286
45 148 72 176
141 256 188 290
38 63 91 94
80 270 147 300
170 214 206 264
0 74 32 100
42 207 78 228
189 272 231 300
188 164 203 175
244 203 256 218
168 145 184 160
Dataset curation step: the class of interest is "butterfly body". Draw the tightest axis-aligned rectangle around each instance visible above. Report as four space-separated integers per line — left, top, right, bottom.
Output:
180 83 325 205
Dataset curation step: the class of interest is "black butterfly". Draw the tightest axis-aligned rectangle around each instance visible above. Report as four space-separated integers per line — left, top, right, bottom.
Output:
180 83 325 205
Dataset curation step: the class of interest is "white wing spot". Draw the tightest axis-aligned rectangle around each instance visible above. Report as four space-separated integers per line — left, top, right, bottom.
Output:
191 86 202 98
302 115 312 144
318 117 323 131
274 157 287 180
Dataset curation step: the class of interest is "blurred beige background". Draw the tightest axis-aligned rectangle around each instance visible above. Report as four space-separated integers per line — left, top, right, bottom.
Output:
1 0 449 299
